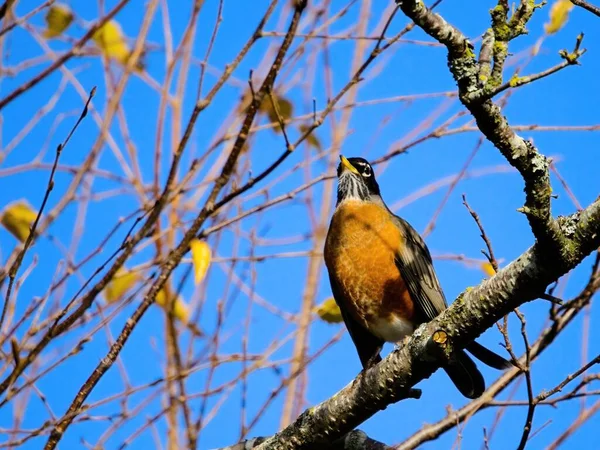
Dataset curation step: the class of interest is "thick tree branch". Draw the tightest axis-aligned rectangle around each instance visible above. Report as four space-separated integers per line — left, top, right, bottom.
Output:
42 2 308 449
220 430 392 450
398 262 600 450
396 0 575 251
250 197 600 449
237 3 600 449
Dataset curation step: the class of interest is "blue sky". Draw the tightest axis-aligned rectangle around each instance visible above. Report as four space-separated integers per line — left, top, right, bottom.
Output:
0 1 599 449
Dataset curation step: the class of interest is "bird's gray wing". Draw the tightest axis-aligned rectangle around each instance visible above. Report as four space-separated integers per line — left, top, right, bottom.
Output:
393 215 448 321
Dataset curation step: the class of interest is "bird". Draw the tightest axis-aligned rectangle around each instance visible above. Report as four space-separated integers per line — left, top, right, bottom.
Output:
323 155 512 399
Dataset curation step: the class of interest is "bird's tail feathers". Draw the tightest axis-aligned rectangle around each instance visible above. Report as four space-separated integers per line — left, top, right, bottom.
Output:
466 341 513 370
443 350 485 399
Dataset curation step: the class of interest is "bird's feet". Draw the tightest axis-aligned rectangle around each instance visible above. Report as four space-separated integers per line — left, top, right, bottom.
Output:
352 354 381 387
365 354 381 370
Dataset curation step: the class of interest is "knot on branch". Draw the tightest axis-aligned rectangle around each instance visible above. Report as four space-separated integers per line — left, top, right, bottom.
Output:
407 323 455 368
425 329 450 360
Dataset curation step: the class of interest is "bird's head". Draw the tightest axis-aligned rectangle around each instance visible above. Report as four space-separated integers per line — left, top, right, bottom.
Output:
336 155 381 204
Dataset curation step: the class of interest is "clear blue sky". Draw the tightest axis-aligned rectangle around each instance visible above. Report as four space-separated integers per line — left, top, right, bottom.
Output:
1 1 599 449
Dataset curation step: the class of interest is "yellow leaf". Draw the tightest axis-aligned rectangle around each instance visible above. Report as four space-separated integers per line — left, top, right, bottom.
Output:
1 200 37 243
92 20 144 71
190 239 211 285
155 288 168 308
104 269 140 304
481 262 497 277
43 4 74 39
314 297 343 324
156 288 202 336
545 0 573 34
156 289 187 321
93 20 129 61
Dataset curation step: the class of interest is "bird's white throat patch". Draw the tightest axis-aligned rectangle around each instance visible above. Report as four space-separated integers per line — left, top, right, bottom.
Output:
338 171 369 201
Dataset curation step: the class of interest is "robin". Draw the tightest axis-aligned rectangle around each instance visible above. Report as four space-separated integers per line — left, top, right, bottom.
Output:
324 155 511 399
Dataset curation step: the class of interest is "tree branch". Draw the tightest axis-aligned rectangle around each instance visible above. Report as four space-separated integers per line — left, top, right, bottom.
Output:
219 430 392 450
571 0 600 17
249 196 600 449
42 2 308 448
228 2 600 448
397 261 599 449
398 0 567 248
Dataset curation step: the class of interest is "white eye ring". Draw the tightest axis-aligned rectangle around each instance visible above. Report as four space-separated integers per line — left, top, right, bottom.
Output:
362 166 372 177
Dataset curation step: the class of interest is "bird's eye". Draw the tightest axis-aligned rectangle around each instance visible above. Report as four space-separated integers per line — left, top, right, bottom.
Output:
362 165 372 177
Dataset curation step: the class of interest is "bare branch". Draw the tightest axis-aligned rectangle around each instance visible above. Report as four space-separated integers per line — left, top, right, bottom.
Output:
0 0 130 110
571 0 600 17
252 197 600 448
219 430 392 450
42 2 308 447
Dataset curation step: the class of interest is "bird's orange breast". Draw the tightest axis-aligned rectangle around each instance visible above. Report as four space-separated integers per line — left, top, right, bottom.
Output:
324 200 415 334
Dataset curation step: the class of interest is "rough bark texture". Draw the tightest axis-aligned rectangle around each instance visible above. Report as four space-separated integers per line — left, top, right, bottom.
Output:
219 430 392 450
245 211 599 449
219 1 600 449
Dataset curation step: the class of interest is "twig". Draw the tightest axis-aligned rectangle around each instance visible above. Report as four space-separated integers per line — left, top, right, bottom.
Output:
0 0 54 39
515 310 535 450
0 87 95 332
0 0 130 110
571 0 600 17
462 194 498 271
42 2 307 447
473 34 586 102
266 89 293 151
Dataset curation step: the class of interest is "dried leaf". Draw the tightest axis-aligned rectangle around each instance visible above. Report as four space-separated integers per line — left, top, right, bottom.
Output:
1 200 37 242
237 90 252 114
315 297 343 324
104 269 140 303
299 124 322 151
481 262 496 277
545 0 573 34
43 3 74 38
238 91 294 127
265 95 294 125
190 239 211 285
92 20 144 71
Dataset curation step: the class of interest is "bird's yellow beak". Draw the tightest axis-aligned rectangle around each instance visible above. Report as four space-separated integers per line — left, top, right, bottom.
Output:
339 155 359 175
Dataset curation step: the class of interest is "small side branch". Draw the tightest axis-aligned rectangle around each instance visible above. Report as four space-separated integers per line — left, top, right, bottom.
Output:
571 0 600 17
462 194 498 272
474 34 586 102
250 197 600 449
0 87 96 332
398 0 565 250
